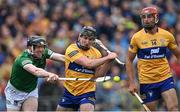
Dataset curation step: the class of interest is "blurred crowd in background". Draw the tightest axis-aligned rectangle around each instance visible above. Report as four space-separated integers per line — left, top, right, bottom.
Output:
0 0 180 111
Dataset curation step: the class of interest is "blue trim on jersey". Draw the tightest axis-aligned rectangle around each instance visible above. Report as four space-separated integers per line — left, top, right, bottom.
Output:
68 62 95 74
140 77 175 103
63 89 95 99
58 89 95 110
137 46 166 59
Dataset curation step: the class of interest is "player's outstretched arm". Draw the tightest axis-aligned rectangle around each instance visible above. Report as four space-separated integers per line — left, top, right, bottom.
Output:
23 64 59 81
50 52 65 62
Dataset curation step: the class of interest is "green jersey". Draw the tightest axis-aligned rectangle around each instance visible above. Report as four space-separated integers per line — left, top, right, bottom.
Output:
10 48 53 93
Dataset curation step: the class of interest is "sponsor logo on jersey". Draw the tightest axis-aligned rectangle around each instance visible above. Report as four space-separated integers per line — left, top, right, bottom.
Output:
150 48 159 55
68 62 95 74
138 47 166 59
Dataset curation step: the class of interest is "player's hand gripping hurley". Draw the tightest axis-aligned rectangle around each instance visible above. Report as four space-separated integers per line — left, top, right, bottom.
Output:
95 39 125 65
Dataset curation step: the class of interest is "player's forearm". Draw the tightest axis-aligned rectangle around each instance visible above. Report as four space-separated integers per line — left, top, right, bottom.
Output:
126 59 135 83
24 64 52 77
126 51 137 83
33 68 59 82
50 53 65 62
95 60 114 77
87 56 110 69
33 68 53 77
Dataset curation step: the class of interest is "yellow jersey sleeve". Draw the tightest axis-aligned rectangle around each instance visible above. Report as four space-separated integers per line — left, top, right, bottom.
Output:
66 45 83 62
167 32 177 50
129 34 138 53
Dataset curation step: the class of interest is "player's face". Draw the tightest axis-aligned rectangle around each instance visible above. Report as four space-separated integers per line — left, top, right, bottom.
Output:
32 45 45 59
141 13 156 30
79 35 95 50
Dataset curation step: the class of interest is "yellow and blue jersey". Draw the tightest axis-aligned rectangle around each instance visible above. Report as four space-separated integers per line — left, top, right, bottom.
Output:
64 43 102 96
129 28 177 84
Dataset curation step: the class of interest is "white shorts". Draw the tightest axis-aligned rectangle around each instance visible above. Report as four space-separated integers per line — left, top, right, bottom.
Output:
4 81 38 110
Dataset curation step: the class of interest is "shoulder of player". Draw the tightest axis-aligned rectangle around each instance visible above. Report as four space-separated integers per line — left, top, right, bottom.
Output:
66 43 77 49
20 50 31 58
158 27 174 36
16 50 32 61
131 29 144 39
65 43 80 53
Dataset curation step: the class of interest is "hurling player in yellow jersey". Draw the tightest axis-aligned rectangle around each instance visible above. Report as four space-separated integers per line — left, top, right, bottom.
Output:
56 26 117 111
126 6 180 111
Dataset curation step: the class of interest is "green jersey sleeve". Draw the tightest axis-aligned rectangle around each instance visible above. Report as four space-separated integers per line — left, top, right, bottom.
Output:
18 58 33 67
45 48 54 58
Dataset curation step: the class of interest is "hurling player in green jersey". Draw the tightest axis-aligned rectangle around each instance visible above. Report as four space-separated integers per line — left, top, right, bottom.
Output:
4 36 65 111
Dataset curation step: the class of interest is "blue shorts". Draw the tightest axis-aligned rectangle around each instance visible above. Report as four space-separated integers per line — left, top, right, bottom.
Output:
140 77 175 103
58 89 95 110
